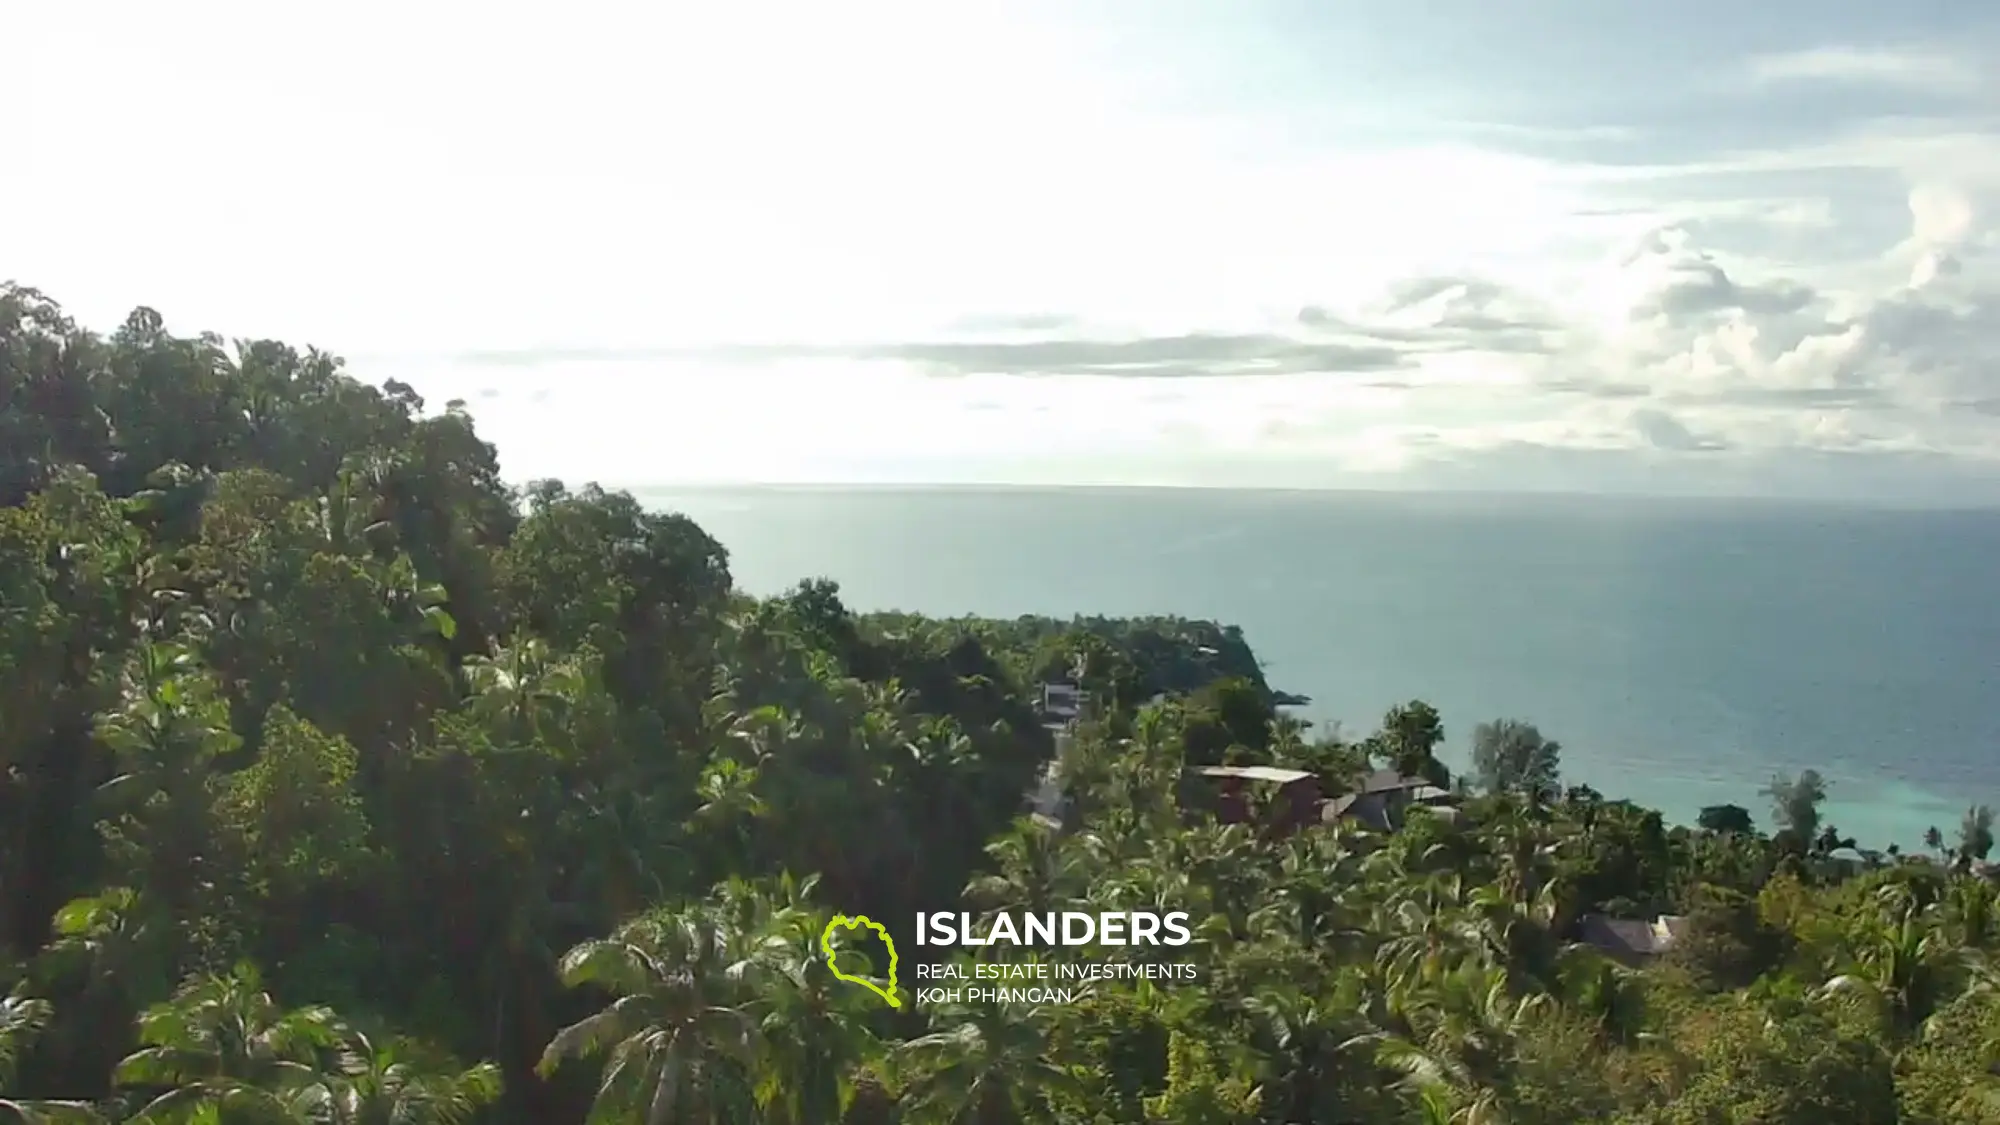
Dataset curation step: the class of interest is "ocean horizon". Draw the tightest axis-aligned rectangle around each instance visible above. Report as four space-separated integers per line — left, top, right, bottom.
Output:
633 483 2000 853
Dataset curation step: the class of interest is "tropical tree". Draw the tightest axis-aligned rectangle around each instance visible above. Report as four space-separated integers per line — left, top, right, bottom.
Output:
310 1032 501 1125
1960 805 1995 865
0 995 101 1123
1763 770 1829 848
538 900 763 1124
1468 721 1561 801
112 966 343 1124
890 987 1081 1125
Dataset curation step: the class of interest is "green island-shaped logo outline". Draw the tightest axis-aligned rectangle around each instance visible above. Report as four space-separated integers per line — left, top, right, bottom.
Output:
821 914 901 1007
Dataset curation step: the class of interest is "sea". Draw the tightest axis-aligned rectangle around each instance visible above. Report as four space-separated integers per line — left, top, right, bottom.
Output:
635 484 2000 852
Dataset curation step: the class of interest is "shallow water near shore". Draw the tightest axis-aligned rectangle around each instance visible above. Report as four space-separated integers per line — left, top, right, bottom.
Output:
637 484 2000 852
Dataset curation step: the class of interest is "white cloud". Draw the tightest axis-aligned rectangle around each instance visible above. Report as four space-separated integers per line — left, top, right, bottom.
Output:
1745 46 1986 96
9 6 2000 501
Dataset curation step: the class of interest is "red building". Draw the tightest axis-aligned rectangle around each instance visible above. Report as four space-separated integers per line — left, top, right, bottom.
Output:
1194 765 1325 837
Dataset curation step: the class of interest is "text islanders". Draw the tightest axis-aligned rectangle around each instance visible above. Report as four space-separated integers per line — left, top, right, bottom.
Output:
915 911 1193 946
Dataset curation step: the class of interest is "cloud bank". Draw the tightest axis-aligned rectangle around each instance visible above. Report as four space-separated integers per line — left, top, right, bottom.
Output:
12 4 2000 500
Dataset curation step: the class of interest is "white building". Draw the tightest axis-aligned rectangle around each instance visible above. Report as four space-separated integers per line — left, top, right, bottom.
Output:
1040 681 1087 721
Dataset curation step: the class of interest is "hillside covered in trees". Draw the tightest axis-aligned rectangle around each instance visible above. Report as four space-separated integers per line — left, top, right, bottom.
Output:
7 281 2000 1125
855 611 1297 711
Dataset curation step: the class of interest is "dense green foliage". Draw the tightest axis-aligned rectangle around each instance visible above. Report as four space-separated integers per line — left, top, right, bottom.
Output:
855 611 1287 715
7 282 2000 1124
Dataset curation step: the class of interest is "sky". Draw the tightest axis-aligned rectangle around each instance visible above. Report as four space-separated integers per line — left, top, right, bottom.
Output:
12 0 2000 501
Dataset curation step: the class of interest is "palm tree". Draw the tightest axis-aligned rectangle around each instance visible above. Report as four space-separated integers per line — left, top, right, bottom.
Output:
307 470 394 561
0 996 101 1123
1354 962 1548 1125
746 890 883 1125
538 902 763 1124
92 645 241 925
1248 838 1361 950
1944 875 1999 950
965 820 1086 921
1377 874 1476 988
890 989 1081 1125
1459 881 1569 996
40 888 167 1002
1484 811 1562 911
460 635 589 740
1242 986 1369 1123
1555 948 1650 1047
1819 882 1972 1037
112 966 343 1124
309 1031 500 1125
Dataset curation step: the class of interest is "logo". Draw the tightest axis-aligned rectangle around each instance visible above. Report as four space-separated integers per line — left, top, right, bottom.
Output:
916 911 1193 946
821 914 901 1007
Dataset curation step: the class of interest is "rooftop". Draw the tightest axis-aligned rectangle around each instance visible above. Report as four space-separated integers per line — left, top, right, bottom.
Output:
1321 793 1390 832
1359 768 1437 795
1196 765 1316 785
1577 913 1687 958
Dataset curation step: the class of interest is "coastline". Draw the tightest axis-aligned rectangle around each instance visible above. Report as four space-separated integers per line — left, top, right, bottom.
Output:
640 483 2000 857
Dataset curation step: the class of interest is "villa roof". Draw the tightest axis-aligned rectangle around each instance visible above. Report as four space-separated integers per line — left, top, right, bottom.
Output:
1578 913 1687 958
1359 768 1435 794
1322 792 1392 831
1196 765 1316 785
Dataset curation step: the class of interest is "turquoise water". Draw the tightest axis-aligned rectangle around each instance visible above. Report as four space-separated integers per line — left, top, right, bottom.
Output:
637 485 2000 851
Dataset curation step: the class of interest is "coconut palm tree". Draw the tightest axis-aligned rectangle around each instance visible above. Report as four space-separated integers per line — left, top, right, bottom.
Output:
890 988 1081 1125
1820 882 1974 1038
1377 874 1477 988
1241 985 1370 1123
1353 961 1549 1125
460 636 588 739
307 1031 500 1125
538 900 762 1124
112 966 343 1124
0 996 101 1124
1555 947 1652 1047
746 892 884 1125
965 820 1088 922
1248 838 1360 950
